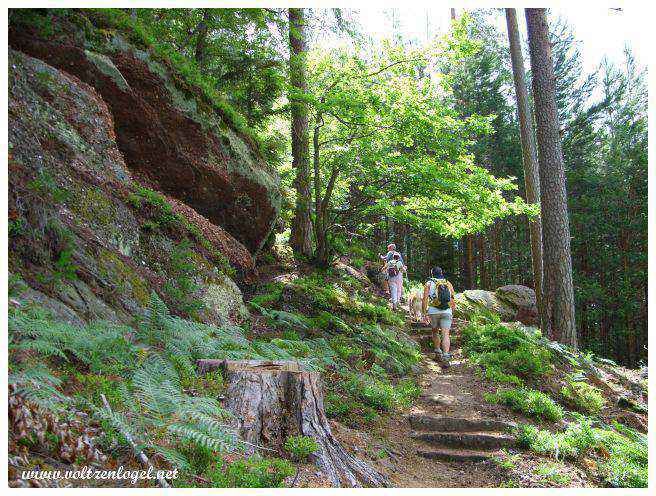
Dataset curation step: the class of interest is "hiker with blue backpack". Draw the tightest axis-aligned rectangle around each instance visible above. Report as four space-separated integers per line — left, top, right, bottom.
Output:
422 267 456 367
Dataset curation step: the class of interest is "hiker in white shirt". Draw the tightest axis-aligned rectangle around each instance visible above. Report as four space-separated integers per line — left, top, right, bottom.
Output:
384 252 406 310
379 243 405 301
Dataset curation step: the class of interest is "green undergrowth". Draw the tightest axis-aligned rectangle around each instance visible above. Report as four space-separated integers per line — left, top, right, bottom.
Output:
516 416 647 488
560 374 606 414
485 388 564 422
247 268 422 426
533 462 572 486
463 312 646 488
292 272 404 326
462 315 554 385
178 456 295 488
8 293 323 486
464 314 612 424
248 281 284 309
283 435 319 462
9 262 421 484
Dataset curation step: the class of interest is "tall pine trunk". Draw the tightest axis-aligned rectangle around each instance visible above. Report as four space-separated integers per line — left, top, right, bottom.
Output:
462 235 474 289
289 8 313 258
477 233 488 289
525 8 577 347
505 8 545 327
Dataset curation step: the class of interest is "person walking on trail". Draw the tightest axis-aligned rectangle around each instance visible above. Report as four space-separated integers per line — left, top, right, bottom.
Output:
384 252 406 311
422 267 456 367
379 243 404 297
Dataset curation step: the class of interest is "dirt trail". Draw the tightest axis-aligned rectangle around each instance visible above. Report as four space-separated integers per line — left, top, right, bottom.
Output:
328 317 522 487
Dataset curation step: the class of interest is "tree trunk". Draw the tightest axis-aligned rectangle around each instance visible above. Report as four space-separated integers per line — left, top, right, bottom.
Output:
465 235 475 289
477 233 489 289
315 165 339 267
197 359 388 487
492 223 502 287
289 8 314 258
525 8 577 347
450 8 457 20
505 8 545 326
194 10 211 69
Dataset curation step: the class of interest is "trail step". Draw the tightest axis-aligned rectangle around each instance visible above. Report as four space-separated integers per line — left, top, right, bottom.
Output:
408 414 516 433
420 393 458 406
416 447 497 462
411 431 516 449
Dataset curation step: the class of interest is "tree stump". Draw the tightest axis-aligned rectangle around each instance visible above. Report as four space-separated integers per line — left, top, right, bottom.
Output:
197 359 388 487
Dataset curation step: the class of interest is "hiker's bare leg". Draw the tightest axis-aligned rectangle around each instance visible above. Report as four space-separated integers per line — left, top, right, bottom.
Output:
390 276 399 310
431 328 441 354
383 278 390 294
441 327 450 354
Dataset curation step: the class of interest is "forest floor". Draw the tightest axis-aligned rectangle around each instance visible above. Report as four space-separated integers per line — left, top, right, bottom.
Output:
332 325 508 488
288 307 593 488
248 258 647 488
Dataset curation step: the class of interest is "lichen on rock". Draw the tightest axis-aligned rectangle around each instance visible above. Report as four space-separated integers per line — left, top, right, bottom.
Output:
8 48 252 329
200 275 250 326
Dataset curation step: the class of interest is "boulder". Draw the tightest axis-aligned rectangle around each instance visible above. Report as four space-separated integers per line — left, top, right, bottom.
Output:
495 284 536 308
453 285 538 325
454 290 517 321
10 16 281 253
496 285 539 325
200 274 250 326
8 49 248 327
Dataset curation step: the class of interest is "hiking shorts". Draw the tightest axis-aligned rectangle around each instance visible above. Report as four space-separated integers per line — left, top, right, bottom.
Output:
429 309 453 330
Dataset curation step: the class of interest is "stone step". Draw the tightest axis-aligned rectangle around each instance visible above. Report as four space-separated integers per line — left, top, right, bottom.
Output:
420 393 458 407
416 447 497 462
411 431 516 450
408 414 516 433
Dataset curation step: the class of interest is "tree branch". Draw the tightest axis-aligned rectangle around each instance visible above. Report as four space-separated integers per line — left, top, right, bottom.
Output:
320 57 425 99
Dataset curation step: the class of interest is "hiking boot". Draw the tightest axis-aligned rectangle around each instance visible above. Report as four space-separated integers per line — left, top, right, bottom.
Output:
433 350 444 362
441 352 452 369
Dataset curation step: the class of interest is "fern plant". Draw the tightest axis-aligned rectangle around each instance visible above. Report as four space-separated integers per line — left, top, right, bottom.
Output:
9 363 69 412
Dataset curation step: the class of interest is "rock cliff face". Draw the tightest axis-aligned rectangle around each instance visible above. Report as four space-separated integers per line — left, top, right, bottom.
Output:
8 39 276 328
10 13 281 254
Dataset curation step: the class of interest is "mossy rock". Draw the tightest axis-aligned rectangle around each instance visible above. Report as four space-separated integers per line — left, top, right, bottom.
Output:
200 275 249 326
454 289 517 321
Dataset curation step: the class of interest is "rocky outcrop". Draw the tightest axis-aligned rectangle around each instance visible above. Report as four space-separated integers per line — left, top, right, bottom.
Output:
8 49 248 327
496 284 539 325
454 285 538 325
9 12 281 253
